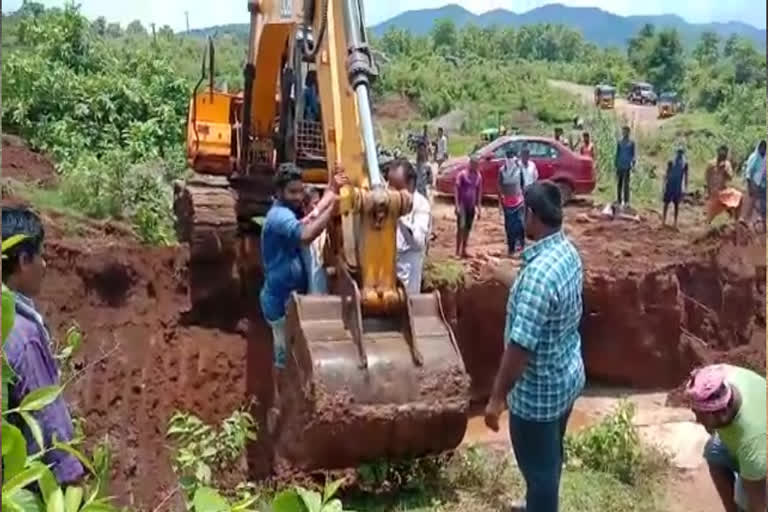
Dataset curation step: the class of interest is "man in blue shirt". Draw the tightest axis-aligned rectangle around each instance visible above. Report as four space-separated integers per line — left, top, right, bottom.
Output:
3 207 84 486
484 181 585 512
260 163 344 432
615 125 636 208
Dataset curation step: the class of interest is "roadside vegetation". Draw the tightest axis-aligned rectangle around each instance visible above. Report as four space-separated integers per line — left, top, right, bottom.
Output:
3 4 763 236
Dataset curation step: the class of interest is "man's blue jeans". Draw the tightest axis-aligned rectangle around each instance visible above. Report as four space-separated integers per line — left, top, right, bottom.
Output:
509 406 573 512
503 205 525 254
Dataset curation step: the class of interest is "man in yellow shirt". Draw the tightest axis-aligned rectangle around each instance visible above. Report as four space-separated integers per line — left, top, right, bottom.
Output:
685 364 766 512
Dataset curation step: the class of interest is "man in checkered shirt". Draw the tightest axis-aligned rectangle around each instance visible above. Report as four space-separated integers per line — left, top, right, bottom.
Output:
485 180 585 512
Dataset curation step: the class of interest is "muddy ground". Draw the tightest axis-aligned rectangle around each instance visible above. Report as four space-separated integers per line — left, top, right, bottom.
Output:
2 143 765 510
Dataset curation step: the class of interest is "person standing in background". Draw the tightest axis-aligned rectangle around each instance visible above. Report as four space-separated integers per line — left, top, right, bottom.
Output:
415 140 434 201
579 132 595 160
739 140 766 232
614 126 636 209
554 127 565 145
662 147 689 229
455 155 483 258
705 145 740 225
436 127 449 167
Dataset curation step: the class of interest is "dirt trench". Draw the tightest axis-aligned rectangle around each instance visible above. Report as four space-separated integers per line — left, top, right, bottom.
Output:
442 224 765 403
12 189 760 510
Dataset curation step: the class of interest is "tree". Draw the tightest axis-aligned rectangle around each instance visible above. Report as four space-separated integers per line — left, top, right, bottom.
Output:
723 34 739 57
627 23 655 72
693 31 720 66
431 18 457 51
727 38 764 86
645 28 685 92
158 25 174 39
126 19 147 36
105 22 122 38
91 16 106 37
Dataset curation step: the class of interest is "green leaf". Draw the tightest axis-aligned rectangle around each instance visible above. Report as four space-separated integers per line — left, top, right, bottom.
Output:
195 463 212 484
7 489 45 512
37 467 60 506
51 440 96 475
79 503 115 512
19 386 63 412
64 487 83 512
192 487 230 512
20 411 45 450
320 500 343 512
297 488 322 512
2 423 29 480
322 478 344 504
2 463 48 497
270 491 305 512
2 284 17 345
46 489 65 512
230 496 257 512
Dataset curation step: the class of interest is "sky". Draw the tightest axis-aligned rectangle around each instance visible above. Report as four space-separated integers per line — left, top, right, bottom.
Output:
3 0 765 31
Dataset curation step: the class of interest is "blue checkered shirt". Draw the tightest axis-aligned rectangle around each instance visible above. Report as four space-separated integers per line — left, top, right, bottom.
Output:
504 231 585 421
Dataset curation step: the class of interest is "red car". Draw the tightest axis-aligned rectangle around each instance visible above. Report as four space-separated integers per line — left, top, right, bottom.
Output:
435 135 595 203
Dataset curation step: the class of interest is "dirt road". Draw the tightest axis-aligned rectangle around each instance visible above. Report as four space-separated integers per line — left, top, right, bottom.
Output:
549 79 666 133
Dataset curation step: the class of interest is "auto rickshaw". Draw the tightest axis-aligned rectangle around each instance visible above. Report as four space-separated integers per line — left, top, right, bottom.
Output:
594 84 616 109
658 92 681 118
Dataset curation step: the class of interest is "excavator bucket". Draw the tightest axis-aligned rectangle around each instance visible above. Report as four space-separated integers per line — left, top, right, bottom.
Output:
275 287 470 471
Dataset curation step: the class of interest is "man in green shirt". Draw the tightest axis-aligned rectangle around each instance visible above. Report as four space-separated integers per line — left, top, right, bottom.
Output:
685 364 766 512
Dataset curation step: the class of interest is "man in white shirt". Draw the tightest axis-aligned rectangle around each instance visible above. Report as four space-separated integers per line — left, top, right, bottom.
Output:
436 127 449 166
388 158 432 294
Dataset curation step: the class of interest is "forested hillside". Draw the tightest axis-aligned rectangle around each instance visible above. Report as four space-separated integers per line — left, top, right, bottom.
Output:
1 3 764 239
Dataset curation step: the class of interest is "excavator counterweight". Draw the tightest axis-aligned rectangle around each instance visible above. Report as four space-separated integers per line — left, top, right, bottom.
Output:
175 0 470 471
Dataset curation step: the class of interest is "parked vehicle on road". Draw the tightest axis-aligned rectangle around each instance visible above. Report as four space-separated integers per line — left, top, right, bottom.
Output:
657 91 682 118
436 135 596 204
594 84 616 109
628 81 657 105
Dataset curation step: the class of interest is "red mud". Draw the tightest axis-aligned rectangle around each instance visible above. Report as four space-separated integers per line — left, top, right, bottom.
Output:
429 201 766 400
1 135 58 187
4 131 762 509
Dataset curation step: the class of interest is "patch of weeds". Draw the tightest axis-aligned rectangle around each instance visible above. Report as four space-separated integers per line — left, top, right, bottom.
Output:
565 400 670 486
423 259 465 291
560 469 663 512
166 406 258 506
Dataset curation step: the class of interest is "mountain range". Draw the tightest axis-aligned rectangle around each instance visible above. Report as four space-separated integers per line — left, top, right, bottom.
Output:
369 3 766 49
188 3 766 50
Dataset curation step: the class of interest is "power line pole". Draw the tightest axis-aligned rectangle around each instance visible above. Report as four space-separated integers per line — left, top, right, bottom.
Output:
184 11 190 32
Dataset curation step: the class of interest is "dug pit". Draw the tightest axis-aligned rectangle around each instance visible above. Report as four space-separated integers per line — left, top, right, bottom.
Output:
26 197 765 509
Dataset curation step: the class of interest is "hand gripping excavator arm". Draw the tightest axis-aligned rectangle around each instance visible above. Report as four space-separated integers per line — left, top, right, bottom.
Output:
181 0 470 471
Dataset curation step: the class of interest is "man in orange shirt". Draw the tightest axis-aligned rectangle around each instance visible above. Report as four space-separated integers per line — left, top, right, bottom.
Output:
705 145 741 224
579 132 594 159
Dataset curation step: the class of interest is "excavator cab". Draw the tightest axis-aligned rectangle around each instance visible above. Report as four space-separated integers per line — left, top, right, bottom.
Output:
176 0 470 472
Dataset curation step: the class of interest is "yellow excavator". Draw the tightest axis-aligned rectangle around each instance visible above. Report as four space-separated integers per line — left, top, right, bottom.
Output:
174 0 469 471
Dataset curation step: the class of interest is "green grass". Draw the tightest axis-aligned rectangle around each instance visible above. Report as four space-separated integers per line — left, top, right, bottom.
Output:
423 258 465 291
339 445 666 512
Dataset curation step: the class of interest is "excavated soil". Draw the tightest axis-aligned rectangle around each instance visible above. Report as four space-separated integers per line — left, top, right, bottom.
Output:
429 200 766 401
3 137 763 508
1 135 58 187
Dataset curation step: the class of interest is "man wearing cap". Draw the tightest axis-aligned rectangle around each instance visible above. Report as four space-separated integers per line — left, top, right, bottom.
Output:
484 181 585 512
2 207 85 486
685 364 766 512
